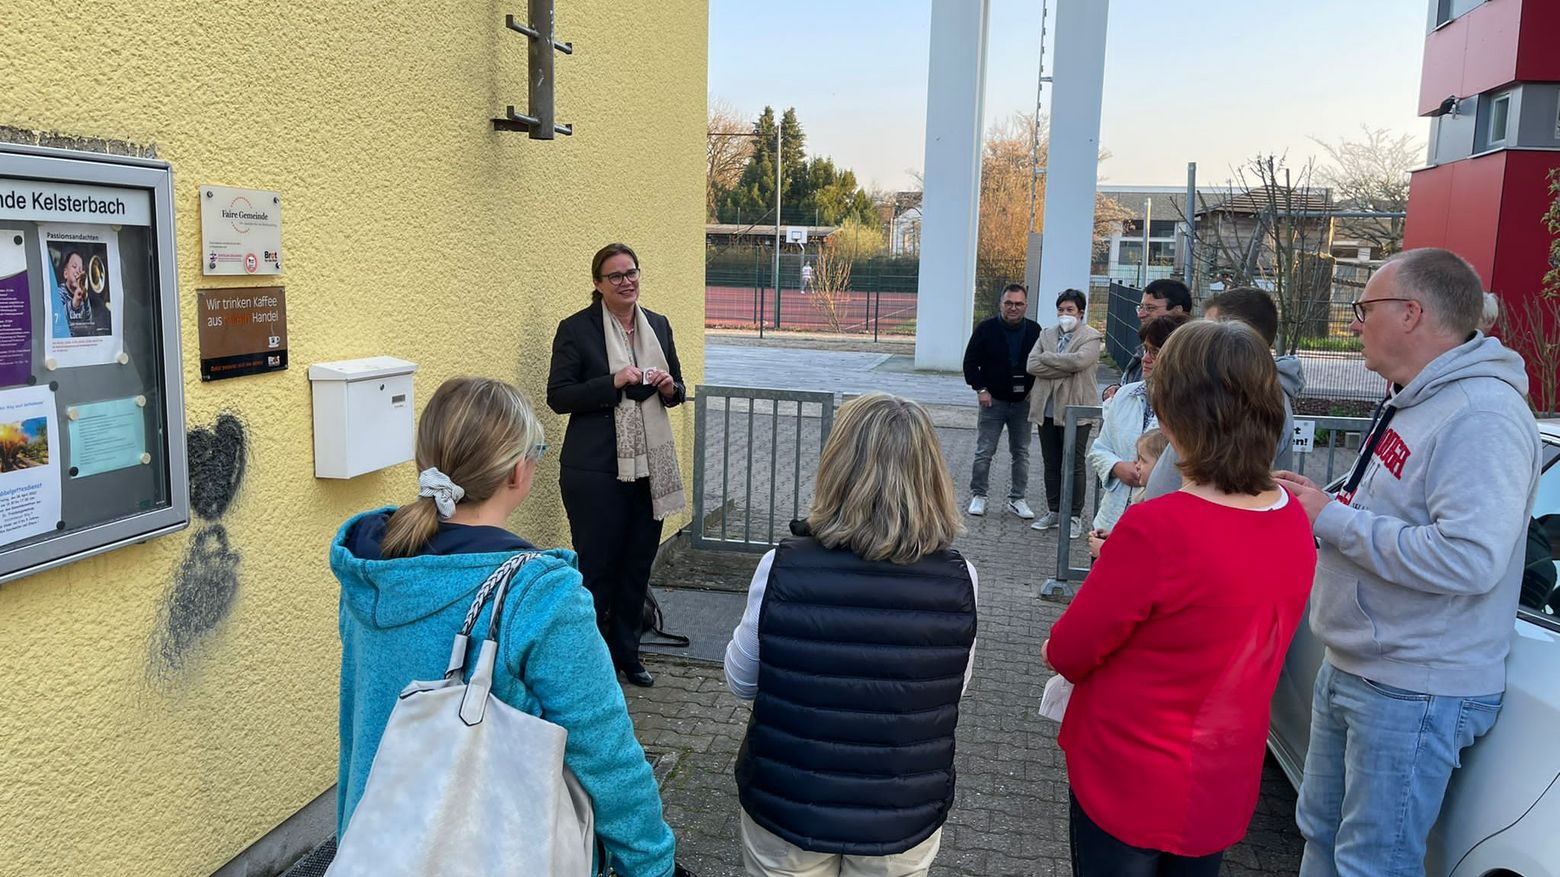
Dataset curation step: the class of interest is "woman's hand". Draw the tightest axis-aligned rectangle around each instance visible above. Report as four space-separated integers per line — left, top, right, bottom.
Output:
1087 528 1108 559
645 367 677 398
1041 638 1053 670
613 366 644 389
1111 460 1141 487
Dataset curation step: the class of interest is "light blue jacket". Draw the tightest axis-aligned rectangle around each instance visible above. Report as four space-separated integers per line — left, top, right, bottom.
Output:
1088 380 1154 531
330 508 675 877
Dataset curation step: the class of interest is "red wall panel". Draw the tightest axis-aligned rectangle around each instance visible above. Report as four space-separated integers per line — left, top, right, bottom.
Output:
1417 0 1522 114
1406 155 1505 282
1516 0 1560 84
1492 151 1560 296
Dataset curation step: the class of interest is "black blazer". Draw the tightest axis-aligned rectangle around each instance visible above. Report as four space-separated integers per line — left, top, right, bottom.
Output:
962 316 1041 403
546 302 686 473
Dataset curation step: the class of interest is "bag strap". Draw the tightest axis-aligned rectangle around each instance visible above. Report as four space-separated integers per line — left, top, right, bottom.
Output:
444 552 541 682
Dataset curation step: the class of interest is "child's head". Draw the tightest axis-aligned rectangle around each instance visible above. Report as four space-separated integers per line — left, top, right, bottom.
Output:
381 377 546 558
1134 428 1169 482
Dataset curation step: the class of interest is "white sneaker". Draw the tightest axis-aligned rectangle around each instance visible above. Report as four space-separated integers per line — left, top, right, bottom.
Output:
968 496 987 516
1069 516 1084 539
1007 498 1035 519
1030 511 1060 530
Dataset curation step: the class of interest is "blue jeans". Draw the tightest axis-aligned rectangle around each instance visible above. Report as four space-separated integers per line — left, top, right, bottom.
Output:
970 397 1030 500
1296 661 1502 877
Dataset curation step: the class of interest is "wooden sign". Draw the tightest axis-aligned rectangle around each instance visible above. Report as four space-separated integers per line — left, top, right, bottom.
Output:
196 286 287 381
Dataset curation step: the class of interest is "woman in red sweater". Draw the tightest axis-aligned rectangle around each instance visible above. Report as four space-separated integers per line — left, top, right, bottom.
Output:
1043 319 1317 876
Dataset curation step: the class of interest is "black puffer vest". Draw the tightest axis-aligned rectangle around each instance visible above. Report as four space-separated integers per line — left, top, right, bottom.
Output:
734 534 976 855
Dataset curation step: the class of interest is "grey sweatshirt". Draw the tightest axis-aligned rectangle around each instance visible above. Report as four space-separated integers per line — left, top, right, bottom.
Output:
1312 335 1541 696
1141 354 1307 500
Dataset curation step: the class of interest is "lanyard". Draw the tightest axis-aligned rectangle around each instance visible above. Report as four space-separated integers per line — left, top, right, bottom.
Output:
1340 395 1394 498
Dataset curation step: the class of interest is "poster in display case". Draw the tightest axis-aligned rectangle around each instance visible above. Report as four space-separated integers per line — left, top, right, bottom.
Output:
0 143 189 584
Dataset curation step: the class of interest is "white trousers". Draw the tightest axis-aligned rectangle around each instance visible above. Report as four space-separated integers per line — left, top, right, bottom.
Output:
739 811 944 877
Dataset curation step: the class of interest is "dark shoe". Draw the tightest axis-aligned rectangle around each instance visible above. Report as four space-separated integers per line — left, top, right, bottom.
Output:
623 664 655 687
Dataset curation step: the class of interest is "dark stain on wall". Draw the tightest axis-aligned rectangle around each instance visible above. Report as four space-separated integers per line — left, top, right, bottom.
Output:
188 414 247 519
149 414 248 682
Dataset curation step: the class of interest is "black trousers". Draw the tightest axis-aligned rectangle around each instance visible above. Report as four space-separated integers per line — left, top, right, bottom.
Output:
559 467 664 671
1038 418 1092 517
1069 792 1223 877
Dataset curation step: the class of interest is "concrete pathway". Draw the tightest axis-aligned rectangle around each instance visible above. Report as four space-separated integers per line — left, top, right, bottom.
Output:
627 341 1305 876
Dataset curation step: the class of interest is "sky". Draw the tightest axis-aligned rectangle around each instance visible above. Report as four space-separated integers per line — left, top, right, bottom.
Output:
708 0 1430 191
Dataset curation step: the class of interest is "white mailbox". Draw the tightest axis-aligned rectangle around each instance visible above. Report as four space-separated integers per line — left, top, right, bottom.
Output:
308 356 418 479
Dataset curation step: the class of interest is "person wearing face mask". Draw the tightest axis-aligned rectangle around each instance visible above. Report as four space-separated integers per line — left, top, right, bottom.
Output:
1026 289 1103 538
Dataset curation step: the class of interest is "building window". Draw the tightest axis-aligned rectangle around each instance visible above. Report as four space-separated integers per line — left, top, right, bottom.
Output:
1489 92 1510 145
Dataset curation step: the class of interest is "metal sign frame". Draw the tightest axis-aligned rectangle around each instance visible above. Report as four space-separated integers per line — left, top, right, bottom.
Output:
0 143 190 585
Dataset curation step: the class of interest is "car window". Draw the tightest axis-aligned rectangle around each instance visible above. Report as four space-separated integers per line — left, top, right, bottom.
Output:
1518 440 1560 618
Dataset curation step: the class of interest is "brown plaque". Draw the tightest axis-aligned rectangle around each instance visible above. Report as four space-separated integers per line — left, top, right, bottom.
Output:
196 286 288 381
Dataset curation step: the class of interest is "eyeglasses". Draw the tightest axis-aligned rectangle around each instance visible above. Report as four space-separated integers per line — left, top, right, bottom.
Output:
1350 297 1417 322
529 442 548 460
601 268 641 286
1135 302 1163 315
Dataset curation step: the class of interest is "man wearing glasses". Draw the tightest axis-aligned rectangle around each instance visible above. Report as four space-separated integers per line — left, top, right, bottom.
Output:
1101 278 1191 401
962 283 1042 519
1275 248 1542 877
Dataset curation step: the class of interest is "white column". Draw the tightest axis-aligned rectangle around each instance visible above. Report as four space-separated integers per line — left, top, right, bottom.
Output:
1035 0 1110 326
914 0 990 371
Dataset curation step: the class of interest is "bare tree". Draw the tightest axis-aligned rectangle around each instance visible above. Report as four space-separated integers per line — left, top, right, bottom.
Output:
978 112 1045 264
1313 126 1419 256
809 242 854 334
1497 294 1560 415
1177 155 1337 354
707 99 753 220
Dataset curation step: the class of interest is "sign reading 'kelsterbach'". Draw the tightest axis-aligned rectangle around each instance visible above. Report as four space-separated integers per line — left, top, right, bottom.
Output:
0 178 152 226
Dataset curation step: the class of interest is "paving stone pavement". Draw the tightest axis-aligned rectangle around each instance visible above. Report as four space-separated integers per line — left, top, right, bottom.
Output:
627 413 1306 876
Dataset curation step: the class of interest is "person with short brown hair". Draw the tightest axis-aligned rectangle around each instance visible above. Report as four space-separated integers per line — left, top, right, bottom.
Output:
1044 319 1318 876
1149 320 1287 495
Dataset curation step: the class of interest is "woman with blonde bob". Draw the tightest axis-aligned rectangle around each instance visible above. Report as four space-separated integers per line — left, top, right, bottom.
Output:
330 377 689 877
724 392 978 877
1043 321 1317 876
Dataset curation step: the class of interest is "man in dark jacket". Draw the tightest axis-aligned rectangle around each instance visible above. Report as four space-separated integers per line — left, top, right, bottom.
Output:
962 283 1041 518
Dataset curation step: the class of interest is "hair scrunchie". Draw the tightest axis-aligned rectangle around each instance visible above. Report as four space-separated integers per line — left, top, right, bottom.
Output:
417 467 465 519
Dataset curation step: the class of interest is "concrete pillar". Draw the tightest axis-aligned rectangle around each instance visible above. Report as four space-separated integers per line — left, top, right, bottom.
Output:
1035 0 1110 326
914 0 990 370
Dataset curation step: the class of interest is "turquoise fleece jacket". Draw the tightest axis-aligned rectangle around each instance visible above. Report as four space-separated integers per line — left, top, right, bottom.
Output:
330 508 675 877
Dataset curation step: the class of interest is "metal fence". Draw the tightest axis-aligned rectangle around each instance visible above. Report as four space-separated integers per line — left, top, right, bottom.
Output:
704 249 1027 338
690 385 837 552
1040 407 1374 597
1103 272 1385 403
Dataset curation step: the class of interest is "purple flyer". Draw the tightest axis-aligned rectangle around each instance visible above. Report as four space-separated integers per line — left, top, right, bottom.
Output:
0 231 33 388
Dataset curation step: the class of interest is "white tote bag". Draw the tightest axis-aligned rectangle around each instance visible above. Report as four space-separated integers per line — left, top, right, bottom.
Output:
328 553 598 877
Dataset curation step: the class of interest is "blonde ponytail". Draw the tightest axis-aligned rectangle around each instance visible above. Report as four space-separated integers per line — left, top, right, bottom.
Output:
378 377 545 559
381 496 443 559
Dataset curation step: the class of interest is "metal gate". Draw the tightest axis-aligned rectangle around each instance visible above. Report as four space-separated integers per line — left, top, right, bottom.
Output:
690 385 837 552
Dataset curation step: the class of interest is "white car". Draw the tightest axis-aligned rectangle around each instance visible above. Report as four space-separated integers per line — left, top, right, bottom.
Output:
1269 419 1560 876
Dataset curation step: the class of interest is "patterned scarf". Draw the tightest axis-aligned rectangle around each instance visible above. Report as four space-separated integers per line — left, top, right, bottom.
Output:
603 303 686 520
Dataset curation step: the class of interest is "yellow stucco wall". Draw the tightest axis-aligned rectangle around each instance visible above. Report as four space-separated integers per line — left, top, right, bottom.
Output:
0 2 707 874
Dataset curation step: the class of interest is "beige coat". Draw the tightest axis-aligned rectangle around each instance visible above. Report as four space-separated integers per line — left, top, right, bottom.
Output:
1026 323 1103 427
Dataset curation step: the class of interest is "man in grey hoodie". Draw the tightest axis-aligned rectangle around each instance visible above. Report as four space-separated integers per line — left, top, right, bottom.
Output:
1275 248 1542 877
1139 287 1305 500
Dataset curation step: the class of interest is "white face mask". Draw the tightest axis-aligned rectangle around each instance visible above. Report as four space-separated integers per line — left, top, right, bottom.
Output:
1057 314 1079 333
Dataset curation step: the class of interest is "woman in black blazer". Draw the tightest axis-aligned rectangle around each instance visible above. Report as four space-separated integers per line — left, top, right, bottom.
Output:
547 242 686 687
